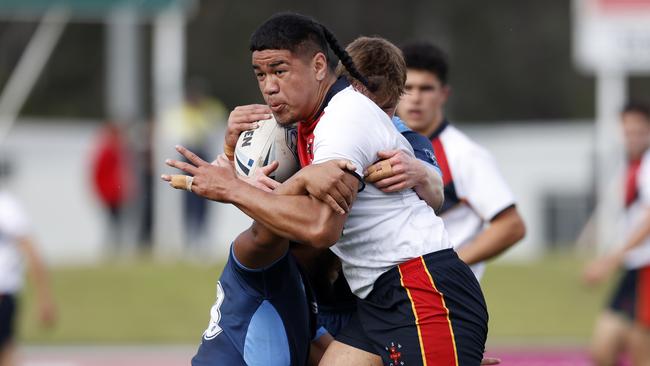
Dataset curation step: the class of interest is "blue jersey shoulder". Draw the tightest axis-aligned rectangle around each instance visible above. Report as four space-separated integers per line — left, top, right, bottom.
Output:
392 116 442 175
391 116 411 133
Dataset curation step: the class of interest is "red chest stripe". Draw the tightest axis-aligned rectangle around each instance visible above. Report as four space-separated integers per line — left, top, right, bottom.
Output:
431 137 452 186
297 113 324 167
625 159 642 208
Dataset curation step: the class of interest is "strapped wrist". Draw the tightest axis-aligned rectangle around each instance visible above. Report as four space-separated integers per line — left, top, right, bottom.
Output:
224 143 235 161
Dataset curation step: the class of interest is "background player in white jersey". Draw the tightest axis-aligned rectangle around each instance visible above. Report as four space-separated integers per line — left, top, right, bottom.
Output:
392 41 526 280
582 102 650 366
164 13 488 366
0 161 56 366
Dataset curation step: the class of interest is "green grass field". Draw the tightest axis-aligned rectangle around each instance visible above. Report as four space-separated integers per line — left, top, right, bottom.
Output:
18 252 614 345
482 253 613 345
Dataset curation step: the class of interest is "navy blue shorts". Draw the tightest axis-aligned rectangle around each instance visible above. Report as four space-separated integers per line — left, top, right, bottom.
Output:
317 306 355 338
0 294 16 347
192 246 315 366
608 266 650 327
337 249 488 366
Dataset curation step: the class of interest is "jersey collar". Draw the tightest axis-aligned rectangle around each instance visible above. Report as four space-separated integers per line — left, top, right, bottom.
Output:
307 76 350 124
428 118 450 140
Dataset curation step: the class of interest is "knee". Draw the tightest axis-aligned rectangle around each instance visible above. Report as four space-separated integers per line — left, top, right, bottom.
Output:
589 336 621 366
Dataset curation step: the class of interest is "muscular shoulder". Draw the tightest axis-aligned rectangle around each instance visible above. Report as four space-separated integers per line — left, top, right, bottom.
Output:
311 87 407 173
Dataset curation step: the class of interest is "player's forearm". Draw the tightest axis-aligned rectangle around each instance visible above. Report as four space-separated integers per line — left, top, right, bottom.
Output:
19 238 54 304
233 224 290 269
228 179 344 248
274 172 310 196
457 207 526 265
238 171 343 259
413 164 444 213
240 175 314 250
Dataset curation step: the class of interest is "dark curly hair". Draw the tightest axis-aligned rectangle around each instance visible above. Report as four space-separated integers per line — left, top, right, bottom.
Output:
622 101 650 121
250 12 371 89
401 41 449 85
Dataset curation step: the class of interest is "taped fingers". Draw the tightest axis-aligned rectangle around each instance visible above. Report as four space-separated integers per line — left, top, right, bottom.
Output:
224 144 235 160
365 160 393 183
170 174 194 192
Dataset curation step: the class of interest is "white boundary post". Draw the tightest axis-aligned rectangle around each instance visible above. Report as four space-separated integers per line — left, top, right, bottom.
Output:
152 6 186 259
0 7 69 145
594 69 626 252
105 5 142 124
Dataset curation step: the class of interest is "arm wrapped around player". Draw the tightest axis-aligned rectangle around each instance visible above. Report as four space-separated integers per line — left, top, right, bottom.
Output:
365 149 444 211
292 160 358 214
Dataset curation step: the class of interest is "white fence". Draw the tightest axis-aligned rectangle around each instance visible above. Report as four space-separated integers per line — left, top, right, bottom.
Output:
2 118 595 266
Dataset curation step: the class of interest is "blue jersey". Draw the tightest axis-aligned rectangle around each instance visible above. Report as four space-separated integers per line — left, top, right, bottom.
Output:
392 116 442 176
192 246 314 366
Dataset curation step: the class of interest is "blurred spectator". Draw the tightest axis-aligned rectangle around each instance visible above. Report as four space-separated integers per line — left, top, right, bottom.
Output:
0 159 57 366
164 78 227 254
582 101 650 366
396 41 525 281
90 122 134 255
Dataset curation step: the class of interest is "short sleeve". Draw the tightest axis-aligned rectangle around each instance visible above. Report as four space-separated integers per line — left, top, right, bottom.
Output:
228 244 292 297
312 110 382 175
455 147 516 221
0 193 30 239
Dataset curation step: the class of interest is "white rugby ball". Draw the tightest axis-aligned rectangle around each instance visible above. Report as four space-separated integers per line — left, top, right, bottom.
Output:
234 117 300 183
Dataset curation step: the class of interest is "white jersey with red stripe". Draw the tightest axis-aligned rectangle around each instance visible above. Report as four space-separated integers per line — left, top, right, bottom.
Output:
311 86 452 299
429 122 516 280
623 149 650 269
0 190 29 294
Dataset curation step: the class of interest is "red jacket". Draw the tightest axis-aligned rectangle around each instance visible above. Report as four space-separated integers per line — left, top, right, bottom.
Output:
92 127 132 207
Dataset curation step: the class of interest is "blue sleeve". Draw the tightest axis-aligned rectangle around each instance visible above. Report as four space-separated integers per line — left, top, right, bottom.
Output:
400 130 442 176
391 116 411 133
228 244 291 296
392 116 442 175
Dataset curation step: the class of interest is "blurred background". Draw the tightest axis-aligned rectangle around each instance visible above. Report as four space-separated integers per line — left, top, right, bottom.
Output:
1 0 649 364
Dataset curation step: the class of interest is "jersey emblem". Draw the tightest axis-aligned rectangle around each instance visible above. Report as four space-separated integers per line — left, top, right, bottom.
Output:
424 148 439 168
203 281 225 340
385 341 404 366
